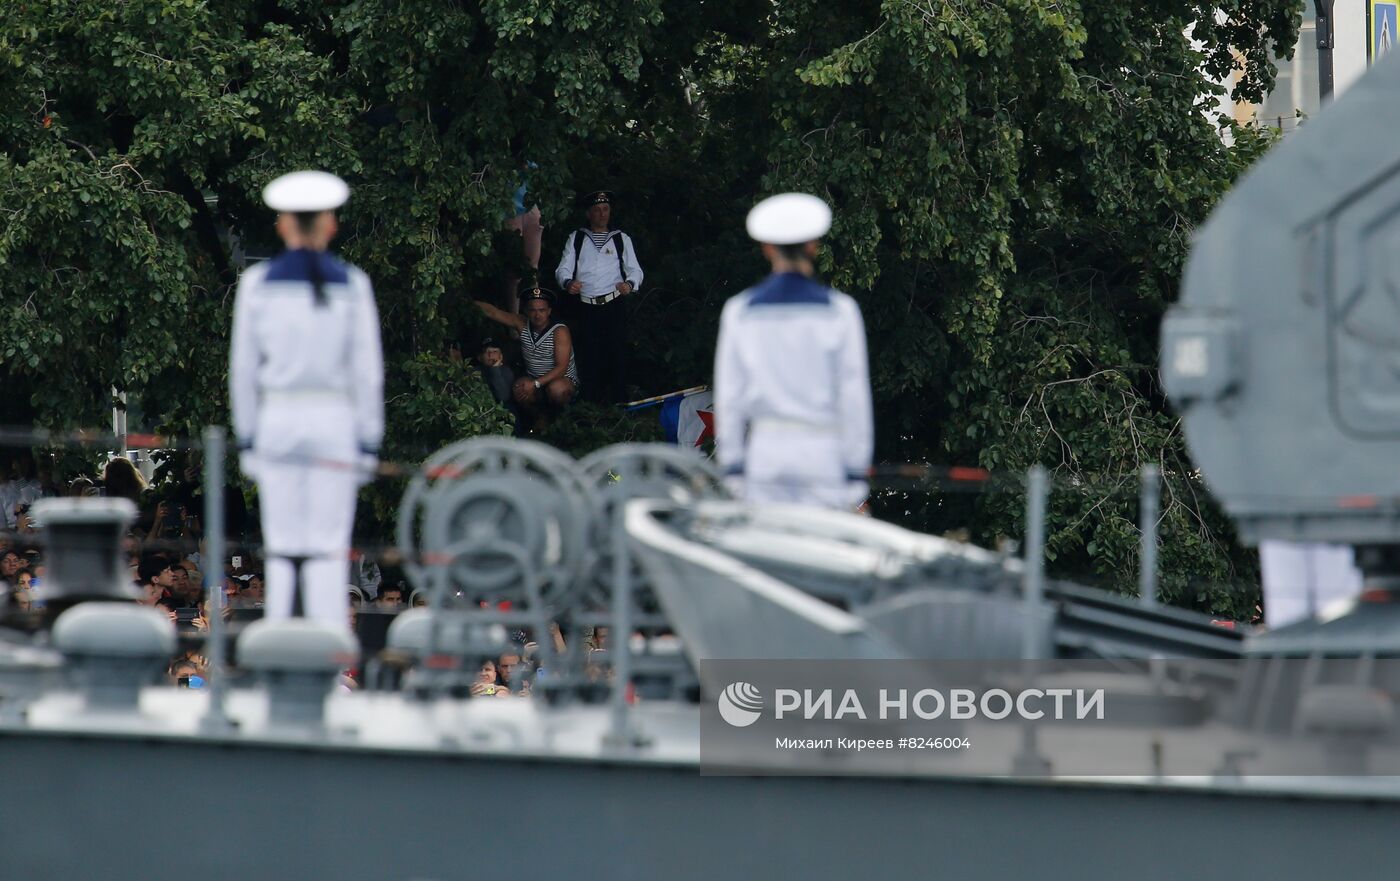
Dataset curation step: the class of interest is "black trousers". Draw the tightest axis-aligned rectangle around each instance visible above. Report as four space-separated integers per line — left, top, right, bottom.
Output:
570 297 628 403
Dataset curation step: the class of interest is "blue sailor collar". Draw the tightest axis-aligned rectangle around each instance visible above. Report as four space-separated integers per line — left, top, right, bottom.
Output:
748 271 830 306
264 248 350 284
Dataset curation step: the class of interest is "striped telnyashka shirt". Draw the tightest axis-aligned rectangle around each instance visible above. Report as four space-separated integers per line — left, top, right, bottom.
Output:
521 322 579 386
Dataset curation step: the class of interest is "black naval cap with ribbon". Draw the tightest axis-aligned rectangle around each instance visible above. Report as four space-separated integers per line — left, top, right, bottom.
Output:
518 283 557 310
580 189 615 208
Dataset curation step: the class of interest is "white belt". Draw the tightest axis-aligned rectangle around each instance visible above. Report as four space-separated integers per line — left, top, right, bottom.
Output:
752 417 838 433
263 389 350 402
581 291 622 306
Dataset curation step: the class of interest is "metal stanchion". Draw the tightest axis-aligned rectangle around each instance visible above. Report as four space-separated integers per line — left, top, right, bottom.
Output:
1014 465 1051 775
1139 464 1160 608
605 499 637 747
1021 465 1048 661
201 426 234 733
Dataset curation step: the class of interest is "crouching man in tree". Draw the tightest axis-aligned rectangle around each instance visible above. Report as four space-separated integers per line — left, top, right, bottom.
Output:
475 286 578 432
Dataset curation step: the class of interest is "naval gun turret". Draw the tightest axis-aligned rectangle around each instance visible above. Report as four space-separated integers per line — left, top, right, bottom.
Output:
1162 55 1400 659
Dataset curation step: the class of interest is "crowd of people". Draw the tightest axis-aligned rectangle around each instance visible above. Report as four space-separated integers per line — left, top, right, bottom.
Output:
0 449 254 684
0 447 605 695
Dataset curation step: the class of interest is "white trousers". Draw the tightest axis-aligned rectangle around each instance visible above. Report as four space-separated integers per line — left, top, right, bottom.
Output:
740 427 864 510
250 400 357 630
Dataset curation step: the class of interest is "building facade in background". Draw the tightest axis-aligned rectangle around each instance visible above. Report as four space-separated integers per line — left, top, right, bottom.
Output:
1227 0 1383 133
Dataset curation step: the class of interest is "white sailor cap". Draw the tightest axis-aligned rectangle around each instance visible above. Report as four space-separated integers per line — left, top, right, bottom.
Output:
262 170 350 213
745 192 832 245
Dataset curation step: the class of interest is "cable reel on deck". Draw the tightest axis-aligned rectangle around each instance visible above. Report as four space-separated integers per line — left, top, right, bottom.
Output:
397 438 590 608
574 443 726 611
566 444 725 701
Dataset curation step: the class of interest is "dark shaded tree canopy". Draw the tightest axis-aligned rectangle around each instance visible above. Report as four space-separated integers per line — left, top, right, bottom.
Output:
0 0 1301 614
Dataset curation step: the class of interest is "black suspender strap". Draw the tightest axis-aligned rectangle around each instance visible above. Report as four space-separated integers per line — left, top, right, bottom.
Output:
614 233 628 284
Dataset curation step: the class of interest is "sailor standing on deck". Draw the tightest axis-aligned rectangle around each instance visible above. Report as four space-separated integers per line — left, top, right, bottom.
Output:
230 171 384 629
713 193 874 509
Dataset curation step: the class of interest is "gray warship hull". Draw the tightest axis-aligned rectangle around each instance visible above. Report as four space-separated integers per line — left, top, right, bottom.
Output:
2 719 1397 881
5 442 1393 881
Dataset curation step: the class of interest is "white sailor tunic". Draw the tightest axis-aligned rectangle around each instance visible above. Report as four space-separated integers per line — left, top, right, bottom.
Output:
228 248 384 625
553 229 644 300
713 272 873 509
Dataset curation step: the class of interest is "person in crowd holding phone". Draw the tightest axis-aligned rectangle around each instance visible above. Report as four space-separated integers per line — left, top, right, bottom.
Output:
144 499 201 552
1 453 44 530
167 563 203 609
13 502 37 535
230 171 384 631
169 658 204 688
472 660 506 697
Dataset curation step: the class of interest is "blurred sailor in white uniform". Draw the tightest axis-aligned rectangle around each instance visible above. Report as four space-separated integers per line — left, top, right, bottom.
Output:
230 171 384 629
713 193 874 509
1258 540 1363 628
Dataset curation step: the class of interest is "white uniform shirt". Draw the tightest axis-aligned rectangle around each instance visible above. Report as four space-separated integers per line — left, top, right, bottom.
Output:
554 229 644 299
714 272 873 494
229 249 384 451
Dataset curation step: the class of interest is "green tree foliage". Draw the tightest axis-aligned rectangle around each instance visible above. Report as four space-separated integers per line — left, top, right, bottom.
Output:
0 0 1299 614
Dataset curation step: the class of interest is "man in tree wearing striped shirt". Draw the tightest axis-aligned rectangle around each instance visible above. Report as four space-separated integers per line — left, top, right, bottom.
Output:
476 287 578 431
